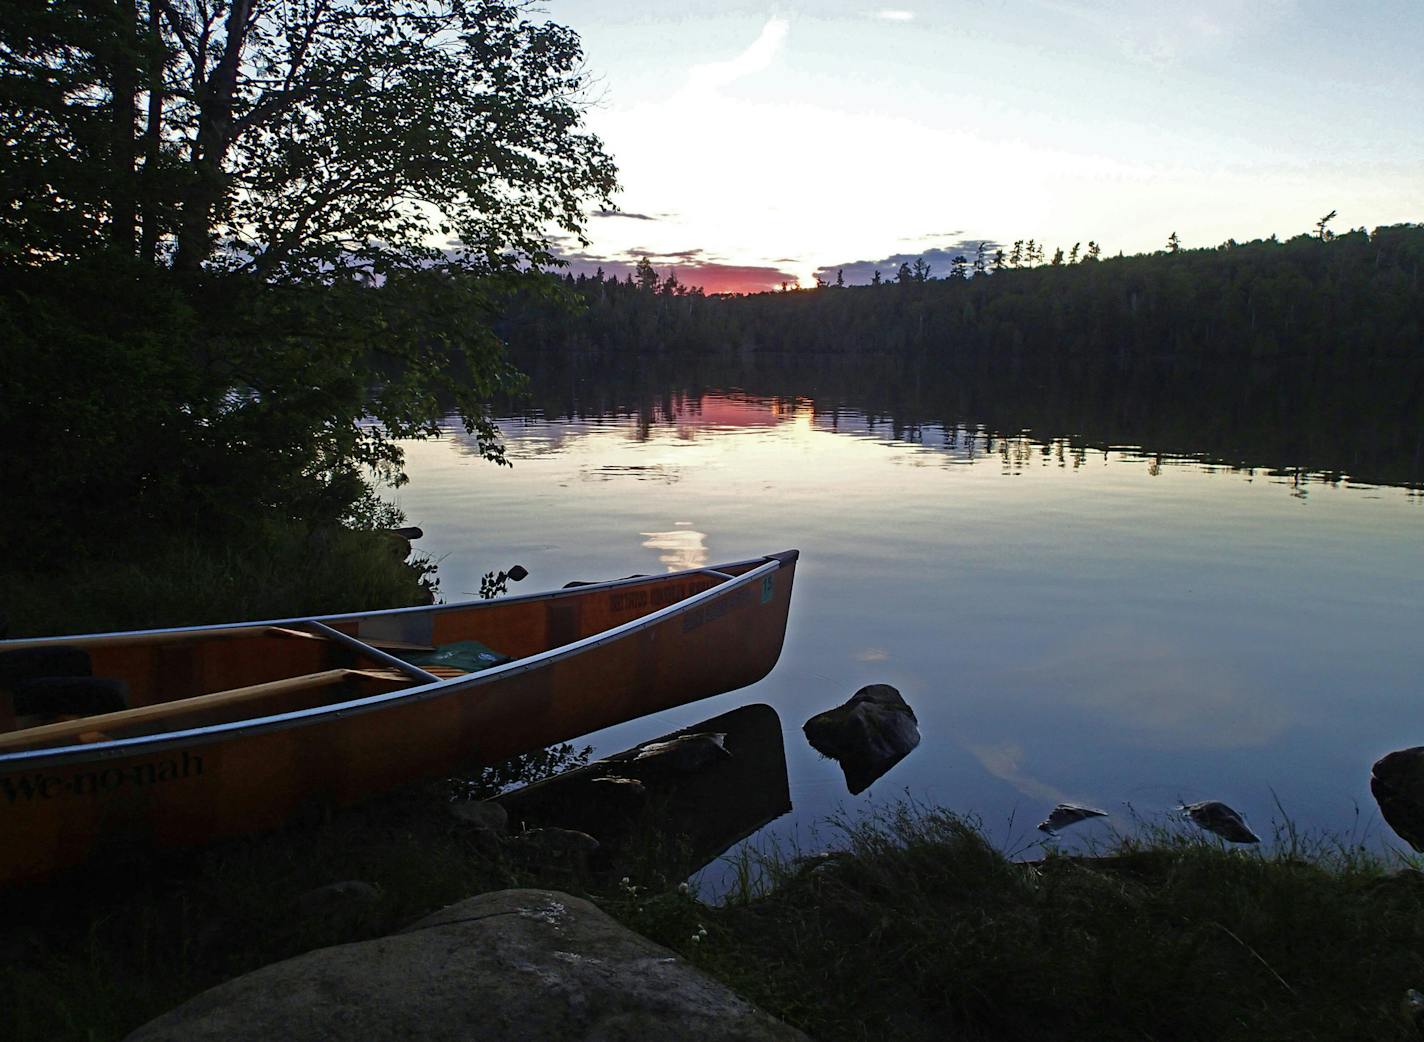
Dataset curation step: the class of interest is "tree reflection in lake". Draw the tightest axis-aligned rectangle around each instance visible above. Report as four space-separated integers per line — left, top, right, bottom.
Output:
496 349 1424 493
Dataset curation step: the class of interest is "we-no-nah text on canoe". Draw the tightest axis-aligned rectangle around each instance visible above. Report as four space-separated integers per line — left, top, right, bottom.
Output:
2 751 204 803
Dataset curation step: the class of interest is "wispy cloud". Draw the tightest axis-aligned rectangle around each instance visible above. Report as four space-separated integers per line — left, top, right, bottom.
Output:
876 10 915 21
1032 0 1293 67
1008 629 1288 750
817 239 1000 285
592 208 662 221
551 244 798 294
685 17 790 94
898 230 964 242
968 742 1071 805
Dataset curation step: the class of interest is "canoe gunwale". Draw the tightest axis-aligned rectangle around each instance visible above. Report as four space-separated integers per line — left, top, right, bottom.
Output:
0 554 795 770
0 554 787 651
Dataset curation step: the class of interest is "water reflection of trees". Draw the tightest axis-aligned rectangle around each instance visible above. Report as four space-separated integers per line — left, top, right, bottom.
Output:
495 349 1423 493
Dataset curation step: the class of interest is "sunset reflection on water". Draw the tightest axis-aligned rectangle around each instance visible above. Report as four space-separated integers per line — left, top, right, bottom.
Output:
398 389 1424 879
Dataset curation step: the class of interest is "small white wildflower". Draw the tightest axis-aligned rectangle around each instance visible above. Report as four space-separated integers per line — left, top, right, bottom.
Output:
690 934 702 944
620 876 630 886
677 882 690 896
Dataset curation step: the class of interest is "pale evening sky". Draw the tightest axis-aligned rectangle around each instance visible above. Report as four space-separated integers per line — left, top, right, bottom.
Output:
538 1 1423 291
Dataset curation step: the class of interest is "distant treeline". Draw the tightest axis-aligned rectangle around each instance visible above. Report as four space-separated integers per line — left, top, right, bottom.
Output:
503 225 1424 374
494 224 1424 490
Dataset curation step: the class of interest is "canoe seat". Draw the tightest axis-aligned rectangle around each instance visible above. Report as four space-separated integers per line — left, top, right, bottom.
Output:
0 648 129 732
12 676 128 718
0 645 93 686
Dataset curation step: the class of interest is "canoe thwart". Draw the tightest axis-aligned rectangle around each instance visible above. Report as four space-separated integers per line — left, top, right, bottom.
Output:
301 620 442 685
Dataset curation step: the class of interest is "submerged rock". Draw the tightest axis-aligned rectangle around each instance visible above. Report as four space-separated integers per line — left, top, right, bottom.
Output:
1403 988 1424 1038
792 850 856 881
631 733 731 773
506 827 601 872
587 774 649 810
293 881 384 932
803 684 920 795
1180 800 1260 844
294 880 382 910
1371 747 1424 852
125 889 810 1042
1037 804 1109 836
448 799 509 834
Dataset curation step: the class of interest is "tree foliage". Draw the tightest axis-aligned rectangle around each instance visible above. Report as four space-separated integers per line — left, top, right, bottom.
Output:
2 0 615 276
0 0 616 549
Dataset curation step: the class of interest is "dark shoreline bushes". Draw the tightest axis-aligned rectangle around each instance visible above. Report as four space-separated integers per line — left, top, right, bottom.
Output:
4 785 1422 1041
610 805 1424 1042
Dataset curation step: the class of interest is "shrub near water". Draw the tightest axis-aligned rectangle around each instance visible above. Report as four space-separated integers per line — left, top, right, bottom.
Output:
1 520 436 638
610 805 1424 1042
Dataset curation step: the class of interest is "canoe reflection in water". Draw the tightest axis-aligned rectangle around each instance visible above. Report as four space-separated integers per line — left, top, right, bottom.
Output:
496 703 792 883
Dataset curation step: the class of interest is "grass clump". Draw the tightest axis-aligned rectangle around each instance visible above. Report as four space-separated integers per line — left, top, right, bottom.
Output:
606 804 1424 1042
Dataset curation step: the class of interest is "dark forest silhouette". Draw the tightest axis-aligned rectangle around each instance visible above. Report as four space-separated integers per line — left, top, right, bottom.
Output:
499 225 1424 490
508 224 1422 368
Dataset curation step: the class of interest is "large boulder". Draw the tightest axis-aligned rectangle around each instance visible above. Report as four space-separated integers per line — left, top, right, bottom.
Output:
1372 747 1424 851
125 889 808 1042
803 684 920 794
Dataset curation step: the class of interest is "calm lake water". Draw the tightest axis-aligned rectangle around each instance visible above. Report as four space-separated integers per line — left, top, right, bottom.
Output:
393 377 1424 880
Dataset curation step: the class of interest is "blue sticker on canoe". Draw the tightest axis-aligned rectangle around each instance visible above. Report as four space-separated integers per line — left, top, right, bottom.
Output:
761 575 775 604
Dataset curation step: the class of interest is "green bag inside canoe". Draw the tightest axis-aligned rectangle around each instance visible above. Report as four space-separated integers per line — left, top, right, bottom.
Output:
397 640 511 673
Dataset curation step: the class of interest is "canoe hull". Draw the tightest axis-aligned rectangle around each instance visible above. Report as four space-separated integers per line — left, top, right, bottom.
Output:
0 553 797 887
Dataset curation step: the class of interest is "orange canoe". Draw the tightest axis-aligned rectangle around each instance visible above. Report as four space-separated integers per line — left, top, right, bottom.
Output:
0 551 798 887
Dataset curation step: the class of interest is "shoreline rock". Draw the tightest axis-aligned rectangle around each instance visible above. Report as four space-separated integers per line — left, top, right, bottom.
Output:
803 684 920 794
124 889 809 1042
